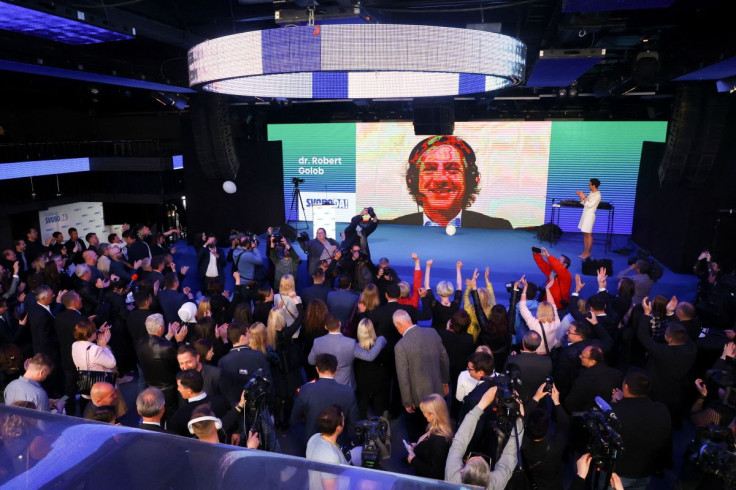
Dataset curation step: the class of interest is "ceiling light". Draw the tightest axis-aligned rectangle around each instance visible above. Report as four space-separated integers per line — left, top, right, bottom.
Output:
188 25 526 99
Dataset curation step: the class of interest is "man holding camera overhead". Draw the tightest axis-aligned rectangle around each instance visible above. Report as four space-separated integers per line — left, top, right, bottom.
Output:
342 207 378 259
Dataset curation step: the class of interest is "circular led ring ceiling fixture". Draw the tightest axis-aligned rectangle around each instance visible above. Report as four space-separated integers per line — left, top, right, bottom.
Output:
188 24 526 99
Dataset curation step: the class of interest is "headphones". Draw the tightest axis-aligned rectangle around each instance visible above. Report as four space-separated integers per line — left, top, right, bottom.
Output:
187 416 222 434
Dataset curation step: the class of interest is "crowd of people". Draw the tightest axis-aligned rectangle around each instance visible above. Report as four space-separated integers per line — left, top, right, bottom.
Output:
1 214 736 490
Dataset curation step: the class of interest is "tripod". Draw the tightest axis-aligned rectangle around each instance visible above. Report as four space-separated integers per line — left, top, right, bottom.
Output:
287 177 309 232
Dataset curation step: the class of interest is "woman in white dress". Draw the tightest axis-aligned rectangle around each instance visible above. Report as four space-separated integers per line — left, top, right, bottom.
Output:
576 178 601 259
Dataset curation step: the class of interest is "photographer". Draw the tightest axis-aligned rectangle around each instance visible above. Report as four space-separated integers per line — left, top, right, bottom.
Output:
231 234 263 308
337 244 377 294
521 382 570 490
267 231 301 289
375 257 400 301
342 207 378 259
445 386 524 489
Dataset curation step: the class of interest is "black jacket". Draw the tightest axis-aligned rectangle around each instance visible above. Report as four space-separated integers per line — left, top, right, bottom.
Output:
136 335 179 391
612 397 671 478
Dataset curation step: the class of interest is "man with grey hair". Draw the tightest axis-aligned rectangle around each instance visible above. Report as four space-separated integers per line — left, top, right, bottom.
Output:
74 263 108 316
137 387 170 433
393 308 449 440
136 313 187 420
28 285 64 396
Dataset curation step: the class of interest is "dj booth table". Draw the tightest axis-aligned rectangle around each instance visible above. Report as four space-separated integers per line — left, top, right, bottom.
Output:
549 199 615 252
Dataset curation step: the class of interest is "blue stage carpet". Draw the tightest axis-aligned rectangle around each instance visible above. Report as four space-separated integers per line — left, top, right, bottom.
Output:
177 223 698 307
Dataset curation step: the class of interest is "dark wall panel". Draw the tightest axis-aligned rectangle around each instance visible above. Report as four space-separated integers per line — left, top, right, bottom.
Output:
184 133 284 242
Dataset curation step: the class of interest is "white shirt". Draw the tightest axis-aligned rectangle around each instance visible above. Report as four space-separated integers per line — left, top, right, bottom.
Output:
205 249 218 278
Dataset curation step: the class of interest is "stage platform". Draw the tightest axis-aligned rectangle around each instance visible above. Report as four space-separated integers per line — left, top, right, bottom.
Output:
178 223 698 306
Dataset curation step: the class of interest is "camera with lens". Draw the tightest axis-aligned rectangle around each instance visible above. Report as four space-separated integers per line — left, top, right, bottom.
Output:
576 403 625 470
505 280 541 301
270 227 283 244
354 417 390 468
481 370 522 413
292 177 305 185
685 425 736 489
243 369 271 411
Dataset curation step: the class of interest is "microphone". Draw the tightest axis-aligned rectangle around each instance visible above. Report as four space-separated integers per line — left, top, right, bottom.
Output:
594 396 619 423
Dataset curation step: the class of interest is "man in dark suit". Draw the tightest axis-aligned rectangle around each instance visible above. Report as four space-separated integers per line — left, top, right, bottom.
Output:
637 303 697 424
28 285 62 396
326 275 358 331
217 322 272 406
388 135 512 230
127 289 154 346
0 298 25 351
158 273 191 326
291 353 359 445
136 387 171 433
177 344 221 398
298 269 332 306
64 227 87 265
505 331 552 403
563 345 623 412
136 313 187 420
555 319 612 399
54 291 85 415
611 369 671 489
197 234 226 291
168 370 230 437
393 309 449 440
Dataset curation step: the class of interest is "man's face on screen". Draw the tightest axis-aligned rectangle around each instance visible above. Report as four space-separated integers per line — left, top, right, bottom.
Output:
417 144 466 221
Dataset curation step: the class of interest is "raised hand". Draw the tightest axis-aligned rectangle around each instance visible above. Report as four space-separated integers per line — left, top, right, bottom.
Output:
174 324 188 343
575 274 585 293
540 247 549 258
411 252 419 261
666 295 678 313
642 296 652 316
484 266 490 280
456 260 462 269
694 378 707 397
181 265 190 275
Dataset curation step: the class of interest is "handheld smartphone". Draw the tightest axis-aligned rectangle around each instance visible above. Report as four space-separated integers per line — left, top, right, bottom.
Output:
544 376 554 393
531 246 542 254
403 439 413 454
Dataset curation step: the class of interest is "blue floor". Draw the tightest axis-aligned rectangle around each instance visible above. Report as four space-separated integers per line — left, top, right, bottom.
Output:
180 223 697 305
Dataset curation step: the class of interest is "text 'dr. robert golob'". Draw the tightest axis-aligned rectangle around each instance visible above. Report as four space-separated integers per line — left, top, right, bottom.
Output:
297 156 343 175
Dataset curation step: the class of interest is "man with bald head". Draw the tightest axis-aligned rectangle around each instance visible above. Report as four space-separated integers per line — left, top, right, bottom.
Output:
393 309 449 440
83 381 127 421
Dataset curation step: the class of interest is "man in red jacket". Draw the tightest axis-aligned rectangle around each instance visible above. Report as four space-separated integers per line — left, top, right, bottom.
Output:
533 247 571 310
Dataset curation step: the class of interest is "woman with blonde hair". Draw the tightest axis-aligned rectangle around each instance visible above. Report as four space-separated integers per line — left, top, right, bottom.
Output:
354 318 390 419
463 266 496 342
249 322 279 366
406 393 454 480
274 274 301 327
195 298 211 322
518 276 562 353
346 284 380 338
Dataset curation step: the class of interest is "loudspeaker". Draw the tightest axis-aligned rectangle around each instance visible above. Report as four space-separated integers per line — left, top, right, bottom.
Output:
191 93 239 180
581 258 613 277
413 99 454 135
279 223 298 242
659 86 729 188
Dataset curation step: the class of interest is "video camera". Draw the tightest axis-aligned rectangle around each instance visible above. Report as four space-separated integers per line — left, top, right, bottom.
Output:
505 281 542 301
354 418 390 468
481 371 523 413
243 369 271 413
574 397 625 470
704 366 736 410
686 425 736 489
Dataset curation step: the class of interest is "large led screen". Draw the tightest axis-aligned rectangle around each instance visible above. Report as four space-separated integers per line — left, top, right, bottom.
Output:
268 121 667 235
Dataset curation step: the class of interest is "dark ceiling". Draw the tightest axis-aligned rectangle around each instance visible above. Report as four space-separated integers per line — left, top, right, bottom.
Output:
0 0 734 127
